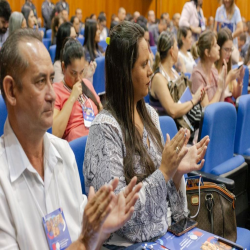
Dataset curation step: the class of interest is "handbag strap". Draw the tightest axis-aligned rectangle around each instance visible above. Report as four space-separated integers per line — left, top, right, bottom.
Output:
189 176 202 219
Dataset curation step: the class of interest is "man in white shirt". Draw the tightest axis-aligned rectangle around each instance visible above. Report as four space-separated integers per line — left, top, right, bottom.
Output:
0 28 141 250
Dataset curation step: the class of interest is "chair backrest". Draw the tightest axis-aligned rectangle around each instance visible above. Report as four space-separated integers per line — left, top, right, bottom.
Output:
69 136 88 194
232 65 249 96
80 27 85 36
49 45 57 64
184 73 191 79
235 95 250 155
77 37 85 45
98 40 107 52
159 116 178 143
198 102 237 173
144 94 150 104
150 46 157 56
42 38 51 51
242 65 249 95
45 29 52 39
93 56 105 95
0 95 7 136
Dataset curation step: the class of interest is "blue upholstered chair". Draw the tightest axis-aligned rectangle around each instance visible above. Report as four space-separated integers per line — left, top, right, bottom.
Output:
0 95 7 136
39 27 46 35
159 116 178 142
235 95 250 207
93 56 105 95
198 102 248 227
144 94 150 104
242 66 249 95
235 95 250 157
232 65 249 96
49 45 56 64
98 40 107 52
77 37 85 45
150 46 157 56
45 29 52 39
69 136 88 195
80 27 85 36
42 38 51 51
184 72 191 79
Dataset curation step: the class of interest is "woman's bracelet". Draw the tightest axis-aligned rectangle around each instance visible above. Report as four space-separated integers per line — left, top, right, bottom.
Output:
190 100 194 107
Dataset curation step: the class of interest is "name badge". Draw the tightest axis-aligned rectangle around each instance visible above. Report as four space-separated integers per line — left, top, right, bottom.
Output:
43 208 72 250
83 107 95 128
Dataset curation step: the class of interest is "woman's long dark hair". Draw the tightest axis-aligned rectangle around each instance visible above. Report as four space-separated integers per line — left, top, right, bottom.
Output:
105 21 163 184
215 28 232 73
83 19 101 61
55 22 72 62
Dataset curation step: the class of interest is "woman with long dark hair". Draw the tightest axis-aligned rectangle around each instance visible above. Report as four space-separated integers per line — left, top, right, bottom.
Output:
53 38 102 141
83 19 103 62
215 28 244 105
84 21 209 249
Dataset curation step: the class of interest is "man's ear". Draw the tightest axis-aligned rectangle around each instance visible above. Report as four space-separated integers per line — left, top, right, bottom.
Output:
3 76 19 106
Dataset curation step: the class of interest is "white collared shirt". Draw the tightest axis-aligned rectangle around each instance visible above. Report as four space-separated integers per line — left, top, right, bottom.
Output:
0 119 87 249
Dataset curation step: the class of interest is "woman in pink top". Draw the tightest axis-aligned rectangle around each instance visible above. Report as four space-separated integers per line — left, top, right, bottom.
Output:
53 38 102 142
191 30 227 107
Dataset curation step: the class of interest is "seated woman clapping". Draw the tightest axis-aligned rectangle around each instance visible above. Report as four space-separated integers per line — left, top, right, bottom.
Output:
83 21 209 249
191 30 228 107
53 38 103 142
149 31 204 131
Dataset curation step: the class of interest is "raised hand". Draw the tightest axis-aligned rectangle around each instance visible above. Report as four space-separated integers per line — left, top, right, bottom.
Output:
79 184 114 250
102 176 142 234
69 81 82 103
159 128 188 182
177 136 210 176
193 86 206 105
218 59 228 91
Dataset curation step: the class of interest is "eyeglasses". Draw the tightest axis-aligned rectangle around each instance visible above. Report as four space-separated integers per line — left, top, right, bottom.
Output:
222 47 234 53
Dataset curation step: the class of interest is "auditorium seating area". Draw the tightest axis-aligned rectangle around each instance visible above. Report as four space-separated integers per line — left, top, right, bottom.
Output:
1 0 250 249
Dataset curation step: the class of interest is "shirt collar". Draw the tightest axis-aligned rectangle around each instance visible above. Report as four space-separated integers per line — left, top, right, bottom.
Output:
4 119 62 183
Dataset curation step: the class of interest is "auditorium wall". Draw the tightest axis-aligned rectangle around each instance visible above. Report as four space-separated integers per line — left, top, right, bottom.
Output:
9 0 250 28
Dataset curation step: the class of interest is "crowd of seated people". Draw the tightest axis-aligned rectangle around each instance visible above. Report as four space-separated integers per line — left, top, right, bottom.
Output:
0 0 250 249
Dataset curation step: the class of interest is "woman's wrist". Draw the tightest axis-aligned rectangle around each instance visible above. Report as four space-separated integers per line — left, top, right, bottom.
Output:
159 165 171 183
190 99 194 107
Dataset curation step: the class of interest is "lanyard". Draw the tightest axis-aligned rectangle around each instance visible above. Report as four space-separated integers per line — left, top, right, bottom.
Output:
22 168 61 218
63 80 94 111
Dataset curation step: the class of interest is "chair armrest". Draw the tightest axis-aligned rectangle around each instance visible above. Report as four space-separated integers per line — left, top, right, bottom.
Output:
188 171 235 192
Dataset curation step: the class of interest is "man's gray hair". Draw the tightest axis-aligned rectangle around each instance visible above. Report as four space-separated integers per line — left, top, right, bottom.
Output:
0 28 42 101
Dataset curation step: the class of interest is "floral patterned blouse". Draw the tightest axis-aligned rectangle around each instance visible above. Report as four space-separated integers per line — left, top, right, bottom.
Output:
83 104 188 247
